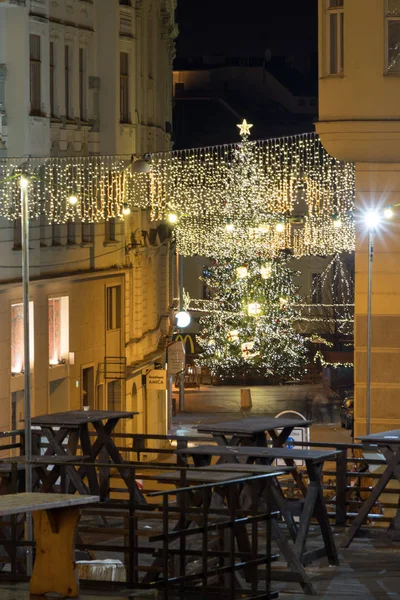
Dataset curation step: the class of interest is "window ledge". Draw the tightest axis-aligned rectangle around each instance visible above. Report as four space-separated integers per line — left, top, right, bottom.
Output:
320 73 345 79
103 240 118 247
80 242 94 248
66 242 79 247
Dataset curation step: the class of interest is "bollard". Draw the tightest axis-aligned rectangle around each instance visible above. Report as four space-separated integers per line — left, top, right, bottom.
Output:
240 388 252 410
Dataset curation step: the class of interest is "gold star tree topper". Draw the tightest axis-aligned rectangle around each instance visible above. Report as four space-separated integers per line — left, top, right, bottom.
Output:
237 119 253 137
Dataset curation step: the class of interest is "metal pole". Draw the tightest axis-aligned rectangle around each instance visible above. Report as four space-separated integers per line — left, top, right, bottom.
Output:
21 178 32 573
366 229 374 435
178 254 185 412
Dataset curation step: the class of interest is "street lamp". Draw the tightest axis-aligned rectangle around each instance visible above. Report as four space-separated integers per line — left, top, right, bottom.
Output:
364 208 391 434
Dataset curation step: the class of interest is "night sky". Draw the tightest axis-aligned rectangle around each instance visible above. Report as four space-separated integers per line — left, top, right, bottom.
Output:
176 0 318 60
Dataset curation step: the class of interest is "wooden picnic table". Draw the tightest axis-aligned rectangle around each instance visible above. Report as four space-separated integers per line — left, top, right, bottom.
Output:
0 455 89 494
197 416 312 447
342 428 400 547
157 464 315 595
178 444 340 567
0 492 99 597
31 410 144 503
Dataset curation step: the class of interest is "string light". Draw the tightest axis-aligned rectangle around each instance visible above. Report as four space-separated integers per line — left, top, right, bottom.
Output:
20 176 29 189
0 130 355 261
383 206 393 219
247 302 261 316
68 194 78 206
236 266 248 279
167 212 178 224
197 254 309 380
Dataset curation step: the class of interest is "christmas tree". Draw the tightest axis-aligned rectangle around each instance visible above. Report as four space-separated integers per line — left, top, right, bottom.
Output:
197 253 309 382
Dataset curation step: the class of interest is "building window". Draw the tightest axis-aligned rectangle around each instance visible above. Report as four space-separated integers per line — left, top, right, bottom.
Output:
106 285 121 330
48 297 69 365
13 218 22 249
120 52 129 123
11 302 34 374
81 222 93 243
386 0 400 72
65 45 71 119
30 34 41 115
79 47 86 120
105 218 116 241
119 0 131 4
312 273 323 304
327 0 344 75
50 41 56 117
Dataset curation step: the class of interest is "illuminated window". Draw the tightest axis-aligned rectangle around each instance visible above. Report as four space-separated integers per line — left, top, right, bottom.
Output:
327 0 344 75
11 302 34 374
386 0 400 72
48 297 69 365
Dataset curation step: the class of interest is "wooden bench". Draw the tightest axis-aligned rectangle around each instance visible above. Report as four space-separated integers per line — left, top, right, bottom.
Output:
0 492 99 597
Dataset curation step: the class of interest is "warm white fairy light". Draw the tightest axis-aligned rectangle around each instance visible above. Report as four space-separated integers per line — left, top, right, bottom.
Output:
167 212 178 224
236 266 248 279
383 206 393 219
247 302 261 316
260 264 272 279
68 194 78 206
0 131 355 260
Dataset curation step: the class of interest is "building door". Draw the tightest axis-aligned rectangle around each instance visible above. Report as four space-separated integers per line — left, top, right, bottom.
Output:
82 366 95 409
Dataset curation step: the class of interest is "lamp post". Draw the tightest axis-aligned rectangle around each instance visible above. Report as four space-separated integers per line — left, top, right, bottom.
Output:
176 253 191 412
366 225 374 436
20 175 33 574
20 176 32 491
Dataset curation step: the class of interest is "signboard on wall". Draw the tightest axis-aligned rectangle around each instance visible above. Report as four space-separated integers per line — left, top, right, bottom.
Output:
167 341 185 374
146 369 167 390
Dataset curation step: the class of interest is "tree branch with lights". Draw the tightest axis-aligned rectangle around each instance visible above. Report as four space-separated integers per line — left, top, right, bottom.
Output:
196 253 309 382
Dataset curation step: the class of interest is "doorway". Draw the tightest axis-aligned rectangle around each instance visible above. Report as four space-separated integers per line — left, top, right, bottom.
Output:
82 366 95 409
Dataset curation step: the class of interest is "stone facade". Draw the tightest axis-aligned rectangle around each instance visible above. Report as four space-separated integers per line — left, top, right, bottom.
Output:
0 0 177 438
317 0 400 435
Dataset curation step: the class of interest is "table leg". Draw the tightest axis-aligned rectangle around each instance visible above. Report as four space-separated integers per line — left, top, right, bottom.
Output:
298 462 339 566
269 427 295 448
341 446 400 548
79 424 100 495
30 507 80 598
90 419 146 504
41 428 89 495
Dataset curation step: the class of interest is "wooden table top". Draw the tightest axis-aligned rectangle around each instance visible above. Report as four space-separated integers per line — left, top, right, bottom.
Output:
178 444 340 463
197 416 313 435
0 492 99 516
31 410 138 427
358 429 400 445
157 468 287 484
0 455 88 465
203 463 295 474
